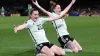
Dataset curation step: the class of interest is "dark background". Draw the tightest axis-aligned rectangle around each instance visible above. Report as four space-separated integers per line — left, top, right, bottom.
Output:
0 0 99 16
0 0 99 7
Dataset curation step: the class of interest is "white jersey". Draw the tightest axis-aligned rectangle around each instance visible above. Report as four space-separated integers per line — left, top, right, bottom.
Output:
50 12 69 37
25 17 49 45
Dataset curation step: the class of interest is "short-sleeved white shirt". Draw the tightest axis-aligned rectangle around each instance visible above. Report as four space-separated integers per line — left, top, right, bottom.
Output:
25 17 49 45
50 12 69 37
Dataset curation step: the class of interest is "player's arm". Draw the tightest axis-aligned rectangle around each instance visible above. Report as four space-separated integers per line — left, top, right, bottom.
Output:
63 0 76 15
14 24 27 33
48 0 76 21
32 0 51 16
48 11 66 21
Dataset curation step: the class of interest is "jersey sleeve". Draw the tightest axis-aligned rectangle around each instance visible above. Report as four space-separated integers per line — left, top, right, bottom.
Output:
24 21 32 28
49 13 52 16
40 17 49 24
61 11 66 15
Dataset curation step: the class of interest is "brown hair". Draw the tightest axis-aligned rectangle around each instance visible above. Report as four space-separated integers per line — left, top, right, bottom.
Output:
51 4 60 12
29 8 38 18
29 8 38 15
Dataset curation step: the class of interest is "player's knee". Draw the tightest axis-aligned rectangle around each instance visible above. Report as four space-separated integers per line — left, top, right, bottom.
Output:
48 52 55 56
79 47 82 52
73 48 79 53
56 50 65 56
80 46 83 50
60 51 65 56
50 53 55 56
76 45 82 51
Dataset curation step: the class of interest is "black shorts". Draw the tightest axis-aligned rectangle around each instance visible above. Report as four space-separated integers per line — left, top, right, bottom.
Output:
36 42 54 52
58 35 74 48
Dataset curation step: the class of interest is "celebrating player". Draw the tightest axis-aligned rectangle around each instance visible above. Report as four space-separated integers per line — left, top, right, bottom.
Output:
32 0 82 53
14 7 71 56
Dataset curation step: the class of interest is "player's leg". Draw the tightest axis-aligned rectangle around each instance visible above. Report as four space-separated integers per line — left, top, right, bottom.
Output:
66 35 82 51
72 39 82 51
58 35 79 53
66 41 78 53
37 42 55 56
41 46 55 56
35 48 47 56
58 36 73 53
63 48 73 53
50 45 65 56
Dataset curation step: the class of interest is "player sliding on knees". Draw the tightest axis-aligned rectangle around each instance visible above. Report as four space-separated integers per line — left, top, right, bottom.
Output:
32 0 82 53
14 7 72 56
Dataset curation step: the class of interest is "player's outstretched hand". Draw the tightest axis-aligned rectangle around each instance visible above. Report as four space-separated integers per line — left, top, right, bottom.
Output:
71 0 76 4
32 0 38 6
14 25 17 33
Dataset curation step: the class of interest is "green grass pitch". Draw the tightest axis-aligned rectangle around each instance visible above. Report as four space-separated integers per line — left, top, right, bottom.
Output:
0 16 100 56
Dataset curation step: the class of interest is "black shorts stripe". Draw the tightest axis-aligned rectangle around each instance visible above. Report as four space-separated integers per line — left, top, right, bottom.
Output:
28 28 38 45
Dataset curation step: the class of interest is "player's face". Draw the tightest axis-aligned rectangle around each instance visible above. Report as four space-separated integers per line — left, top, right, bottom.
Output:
30 11 39 20
54 5 61 13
